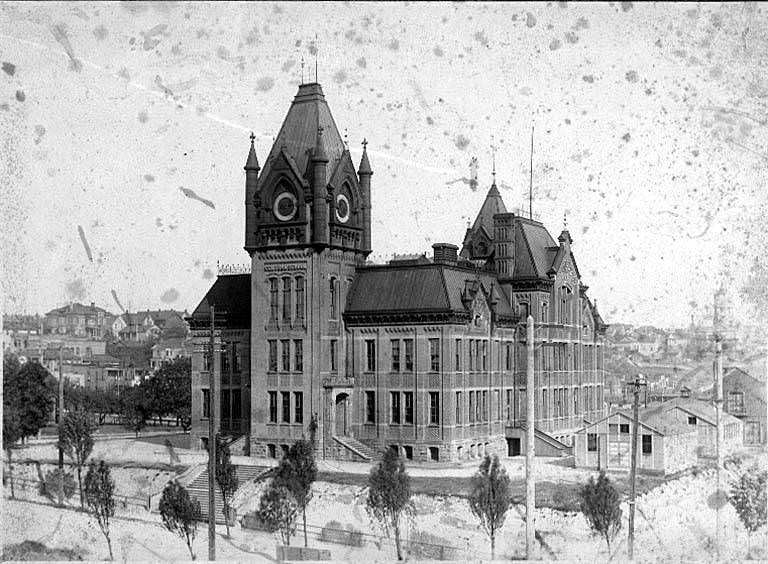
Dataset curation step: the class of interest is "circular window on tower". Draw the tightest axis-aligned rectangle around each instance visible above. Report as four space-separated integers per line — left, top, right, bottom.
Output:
336 194 350 223
273 192 297 221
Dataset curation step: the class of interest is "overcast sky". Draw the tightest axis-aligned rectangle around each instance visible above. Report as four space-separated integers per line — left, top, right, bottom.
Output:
1 1 766 329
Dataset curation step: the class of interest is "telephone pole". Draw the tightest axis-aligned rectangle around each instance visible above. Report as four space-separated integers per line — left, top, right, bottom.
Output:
714 335 724 559
626 374 646 560
208 304 216 562
58 345 64 507
525 315 536 560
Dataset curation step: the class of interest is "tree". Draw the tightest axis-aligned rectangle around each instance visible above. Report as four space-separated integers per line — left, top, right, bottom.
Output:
579 470 623 553
273 439 317 547
468 454 512 559
215 435 239 537
147 358 191 429
84 461 116 560
58 410 96 509
365 448 414 560
120 385 149 437
3 358 54 498
159 480 201 560
258 480 299 546
89 387 120 426
730 465 767 555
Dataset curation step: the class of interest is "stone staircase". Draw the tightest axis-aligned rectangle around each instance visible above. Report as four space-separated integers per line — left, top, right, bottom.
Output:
186 464 271 523
333 435 379 461
514 423 572 456
223 434 249 456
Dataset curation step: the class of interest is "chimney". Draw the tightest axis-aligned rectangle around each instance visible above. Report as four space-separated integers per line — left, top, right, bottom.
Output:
432 243 458 265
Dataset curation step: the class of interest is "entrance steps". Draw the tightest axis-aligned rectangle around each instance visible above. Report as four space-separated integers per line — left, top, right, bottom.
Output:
507 423 572 456
333 435 378 461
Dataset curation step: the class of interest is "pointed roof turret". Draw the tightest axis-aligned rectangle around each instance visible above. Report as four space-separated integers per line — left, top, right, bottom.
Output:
244 132 260 171
358 138 372 175
258 82 344 185
470 182 507 239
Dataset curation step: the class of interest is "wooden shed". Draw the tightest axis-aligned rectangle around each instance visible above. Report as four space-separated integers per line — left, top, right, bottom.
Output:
574 408 698 476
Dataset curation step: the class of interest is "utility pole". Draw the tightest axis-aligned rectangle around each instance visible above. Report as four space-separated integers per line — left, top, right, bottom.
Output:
525 315 536 560
208 304 216 562
714 335 724 560
58 345 64 507
626 374 646 560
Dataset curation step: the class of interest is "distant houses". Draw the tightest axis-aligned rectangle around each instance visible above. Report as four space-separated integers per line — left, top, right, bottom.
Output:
723 367 766 445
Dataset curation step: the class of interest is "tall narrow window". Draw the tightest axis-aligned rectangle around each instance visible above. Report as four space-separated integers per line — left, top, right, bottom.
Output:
294 339 303 372
294 392 303 424
455 339 462 371
221 347 230 373
232 389 242 420
281 391 291 423
542 389 548 419
469 391 475 423
365 391 376 423
429 392 440 425
481 340 487 371
366 339 376 371
642 434 652 454
429 338 440 372
202 352 210 372
468 340 474 372
476 391 482 422
221 389 231 420
403 392 413 424
541 302 548 322
295 276 305 323
482 390 488 421
404 339 414 371
202 389 211 418
268 391 277 423
232 342 240 373
282 277 292 323
456 391 462 424
391 392 401 423
269 278 279 321
330 277 338 319
281 340 290 372
391 340 400 372
268 340 278 372
330 340 337 372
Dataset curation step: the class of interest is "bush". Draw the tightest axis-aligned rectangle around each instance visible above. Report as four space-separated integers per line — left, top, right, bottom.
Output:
42 469 76 501
579 471 622 552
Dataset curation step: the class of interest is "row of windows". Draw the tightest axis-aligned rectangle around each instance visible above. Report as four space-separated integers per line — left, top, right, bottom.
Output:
586 432 653 454
368 338 516 374
541 385 601 419
455 389 499 424
366 390 440 425
267 339 303 372
268 390 304 424
200 388 243 420
269 276 305 324
201 342 241 374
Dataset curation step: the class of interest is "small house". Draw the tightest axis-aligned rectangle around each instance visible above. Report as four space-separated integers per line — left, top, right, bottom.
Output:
574 409 698 476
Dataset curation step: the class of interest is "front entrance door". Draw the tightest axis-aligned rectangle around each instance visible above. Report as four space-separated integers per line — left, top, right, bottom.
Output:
507 437 521 457
335 393 349 436
608 441 629 469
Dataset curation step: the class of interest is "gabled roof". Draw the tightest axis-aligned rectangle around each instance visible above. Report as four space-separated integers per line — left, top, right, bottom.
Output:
344 263 514 321
515 219 559 279
258 83 345 188
189 274 251 330
460 184 507 258
46 303 111 317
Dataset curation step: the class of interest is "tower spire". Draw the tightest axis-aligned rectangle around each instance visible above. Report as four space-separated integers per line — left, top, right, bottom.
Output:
491 141 497 186
300 55 305 85
529 124 534 220
314 33 318 83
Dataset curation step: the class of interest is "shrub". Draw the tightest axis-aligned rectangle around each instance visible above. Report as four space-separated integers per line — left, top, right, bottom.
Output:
42 469 76 501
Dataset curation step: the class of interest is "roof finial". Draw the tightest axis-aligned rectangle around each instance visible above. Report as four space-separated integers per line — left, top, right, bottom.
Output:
314 33 319 83
300 55 305 84
362 137 368 150
491 138 497 186
344 127 349 149
249 131 255 144
563 210 568 231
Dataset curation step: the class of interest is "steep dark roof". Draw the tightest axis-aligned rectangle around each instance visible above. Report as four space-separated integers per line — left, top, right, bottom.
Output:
258 83 345 187
515 219 559 279
460 184 507 258
344 263 514 321
189 274 251 330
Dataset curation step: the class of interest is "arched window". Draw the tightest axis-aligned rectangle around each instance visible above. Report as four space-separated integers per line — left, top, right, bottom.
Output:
295 276 305 322
269 278 279 321
560 286 572 324
282 277 292 323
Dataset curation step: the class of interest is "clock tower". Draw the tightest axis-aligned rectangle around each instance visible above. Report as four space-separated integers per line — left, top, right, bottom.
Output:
243 82 373 457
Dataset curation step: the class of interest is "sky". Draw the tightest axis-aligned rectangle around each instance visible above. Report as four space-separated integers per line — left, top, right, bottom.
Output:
1 1 766 329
